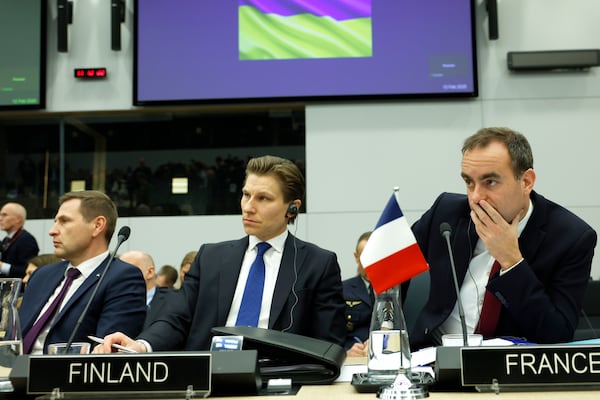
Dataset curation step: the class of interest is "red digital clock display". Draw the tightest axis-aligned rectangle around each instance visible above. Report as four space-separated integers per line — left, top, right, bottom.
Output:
74 68 107 78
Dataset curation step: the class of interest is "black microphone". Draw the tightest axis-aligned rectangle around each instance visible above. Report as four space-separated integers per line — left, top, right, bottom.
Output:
65 226 131 352
439 222 469 347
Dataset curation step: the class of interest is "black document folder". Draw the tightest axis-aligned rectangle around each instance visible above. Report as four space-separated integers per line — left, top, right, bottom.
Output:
211 326 346 385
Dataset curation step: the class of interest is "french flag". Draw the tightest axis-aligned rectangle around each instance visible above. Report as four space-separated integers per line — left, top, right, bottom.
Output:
360 190 429 294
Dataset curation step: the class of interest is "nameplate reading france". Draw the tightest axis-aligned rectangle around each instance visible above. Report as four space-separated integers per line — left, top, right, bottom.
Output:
27 353 211 395
461 345 600 387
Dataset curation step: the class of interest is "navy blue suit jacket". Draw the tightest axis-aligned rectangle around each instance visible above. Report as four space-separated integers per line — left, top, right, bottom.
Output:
139 234 346 350
1 229 39 278
342 275 373 349
409 191 597 349
143 287 174 330
19 257 147 353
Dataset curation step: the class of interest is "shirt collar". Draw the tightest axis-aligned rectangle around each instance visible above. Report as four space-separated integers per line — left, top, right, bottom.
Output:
517 198 534 237
5 228 21 239
147 286 156 306
66 250 110 279
248 230 289 254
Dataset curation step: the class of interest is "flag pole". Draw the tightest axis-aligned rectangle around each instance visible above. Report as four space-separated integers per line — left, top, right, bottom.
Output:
361 187 428 399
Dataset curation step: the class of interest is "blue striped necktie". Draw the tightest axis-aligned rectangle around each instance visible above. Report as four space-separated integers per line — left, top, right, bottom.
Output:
236 242 271 327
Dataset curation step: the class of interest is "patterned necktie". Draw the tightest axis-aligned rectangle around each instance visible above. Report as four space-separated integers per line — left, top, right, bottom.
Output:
1 236 9 252
22 268 82 354
236 242 271 327
475 260 502 338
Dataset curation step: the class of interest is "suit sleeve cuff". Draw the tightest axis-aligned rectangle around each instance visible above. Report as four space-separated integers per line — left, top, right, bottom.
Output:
499 258 524 276
0 262 10 275
136 339 152 352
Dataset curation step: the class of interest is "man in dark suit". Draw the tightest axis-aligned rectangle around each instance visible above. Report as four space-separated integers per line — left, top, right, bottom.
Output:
19 190 146 354
119 250 173 330
0 202 39 278
409 127 597 349
342 231 373 356
98 155 345 352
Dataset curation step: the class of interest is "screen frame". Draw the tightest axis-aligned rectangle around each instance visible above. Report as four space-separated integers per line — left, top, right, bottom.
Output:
0 0 47 111
133 0 478 107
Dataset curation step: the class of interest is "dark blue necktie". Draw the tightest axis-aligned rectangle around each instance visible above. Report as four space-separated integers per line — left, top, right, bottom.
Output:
236 242 271 327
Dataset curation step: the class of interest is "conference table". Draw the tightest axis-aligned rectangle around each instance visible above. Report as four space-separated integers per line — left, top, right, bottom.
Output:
2 383 599 400
6 353 600 399
211 382 600 400
215 354 599 400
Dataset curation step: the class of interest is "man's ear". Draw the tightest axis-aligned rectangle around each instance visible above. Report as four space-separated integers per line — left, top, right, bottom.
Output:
91 216 107 238
522 168 536 193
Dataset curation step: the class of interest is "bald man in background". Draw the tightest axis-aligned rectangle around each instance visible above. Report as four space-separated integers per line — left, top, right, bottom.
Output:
120 250 173 329
0 202 39 278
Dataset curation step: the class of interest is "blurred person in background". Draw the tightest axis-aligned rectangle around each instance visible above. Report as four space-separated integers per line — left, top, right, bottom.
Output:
342 231 373 357
156 265 178 288
0 202 40 278
178 250 197 287
22 254 63 290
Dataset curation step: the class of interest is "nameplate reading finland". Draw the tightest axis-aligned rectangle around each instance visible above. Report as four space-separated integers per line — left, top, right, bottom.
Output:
27 352 211 395
461 345 600 387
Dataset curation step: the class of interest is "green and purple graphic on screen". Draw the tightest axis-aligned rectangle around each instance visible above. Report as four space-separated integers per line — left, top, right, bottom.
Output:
239 0 372 60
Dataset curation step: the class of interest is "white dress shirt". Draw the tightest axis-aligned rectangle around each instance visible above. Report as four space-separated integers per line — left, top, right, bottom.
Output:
225 230 288 328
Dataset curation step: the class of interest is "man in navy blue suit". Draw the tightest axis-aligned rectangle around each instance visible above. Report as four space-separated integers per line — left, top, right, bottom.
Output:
342 231 373 356
98 155 345 353
19 190 146 354
409 127 597 349
0 202 39 278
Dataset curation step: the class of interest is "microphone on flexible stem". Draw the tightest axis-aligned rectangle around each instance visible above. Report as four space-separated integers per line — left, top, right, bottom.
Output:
65 226 131 352
439 222 469 347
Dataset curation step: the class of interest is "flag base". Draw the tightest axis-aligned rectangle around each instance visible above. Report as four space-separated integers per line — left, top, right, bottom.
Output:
378 372 429 399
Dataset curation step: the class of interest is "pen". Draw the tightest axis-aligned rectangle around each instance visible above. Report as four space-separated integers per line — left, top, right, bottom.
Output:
353 336 363 344
87 335 138 353
501 336 535 346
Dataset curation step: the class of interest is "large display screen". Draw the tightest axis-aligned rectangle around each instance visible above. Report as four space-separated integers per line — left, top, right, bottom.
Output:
134 0 477 105
0 0 46 110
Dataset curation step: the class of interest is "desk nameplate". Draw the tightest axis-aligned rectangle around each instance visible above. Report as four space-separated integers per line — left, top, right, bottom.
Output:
27 352 211 395
461 345 600 387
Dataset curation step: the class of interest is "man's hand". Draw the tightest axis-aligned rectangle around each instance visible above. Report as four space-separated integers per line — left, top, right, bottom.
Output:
470 200 523 270
346 339 369 357
91 331 147 354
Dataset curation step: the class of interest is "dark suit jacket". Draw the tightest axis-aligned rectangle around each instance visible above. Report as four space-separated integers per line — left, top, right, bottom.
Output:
409 191 597 349
143 287 174 330
19 257 147 353
1 229 39 278
342 275 373 349
139 234 346 350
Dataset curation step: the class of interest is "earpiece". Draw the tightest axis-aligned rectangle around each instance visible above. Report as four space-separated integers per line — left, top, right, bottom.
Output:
287 203 298 217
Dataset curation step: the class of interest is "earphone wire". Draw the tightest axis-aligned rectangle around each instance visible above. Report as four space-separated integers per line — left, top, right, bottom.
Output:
282 214 299 333
581 308 598 339
466 219 483 316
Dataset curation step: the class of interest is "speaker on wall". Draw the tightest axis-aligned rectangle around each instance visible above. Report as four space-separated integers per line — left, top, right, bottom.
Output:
57 0 73 52
486 0 499 40
507 49 600 71
111 0 126 51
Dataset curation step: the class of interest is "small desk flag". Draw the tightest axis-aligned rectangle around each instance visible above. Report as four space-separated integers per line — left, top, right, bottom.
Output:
360 190 429 294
